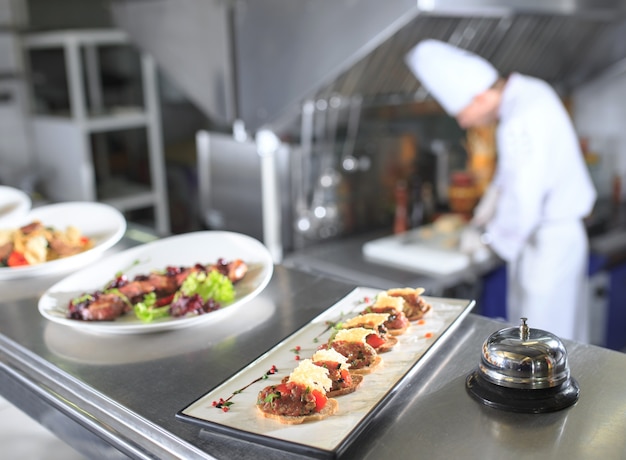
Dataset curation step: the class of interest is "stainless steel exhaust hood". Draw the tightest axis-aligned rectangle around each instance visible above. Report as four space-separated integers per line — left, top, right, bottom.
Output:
111 0 626 134
415 0 625 17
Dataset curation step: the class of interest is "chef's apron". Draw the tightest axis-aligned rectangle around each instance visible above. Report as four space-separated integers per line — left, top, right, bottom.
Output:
506 218 589 342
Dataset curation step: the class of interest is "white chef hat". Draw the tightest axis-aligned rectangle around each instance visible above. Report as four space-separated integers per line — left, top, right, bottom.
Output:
405 39 498 116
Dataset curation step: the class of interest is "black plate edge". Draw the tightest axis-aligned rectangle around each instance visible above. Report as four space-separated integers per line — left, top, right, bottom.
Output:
175 410 335 460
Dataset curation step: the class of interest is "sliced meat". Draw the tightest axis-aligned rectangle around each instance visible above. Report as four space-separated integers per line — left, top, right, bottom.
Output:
118 279 156 301
68 292 130 321
48 238 84 257
19 221 44 234
209 258 248 283
0 242 14 261
144 272 180 295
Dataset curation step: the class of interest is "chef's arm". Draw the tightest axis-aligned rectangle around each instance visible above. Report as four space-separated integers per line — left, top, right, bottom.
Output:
471 184 500 228
483 122 545 262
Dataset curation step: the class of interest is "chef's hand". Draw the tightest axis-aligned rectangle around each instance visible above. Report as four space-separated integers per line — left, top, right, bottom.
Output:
460 226 482 253
459 226 491 262
472 184 499 227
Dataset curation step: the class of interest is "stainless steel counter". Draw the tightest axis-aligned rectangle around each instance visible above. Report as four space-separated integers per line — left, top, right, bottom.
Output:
1 244 626 459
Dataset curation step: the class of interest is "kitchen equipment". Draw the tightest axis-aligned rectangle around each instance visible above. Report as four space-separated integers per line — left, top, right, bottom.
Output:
341 95 362 173
363 216 470 276
196 130 293 250
197 127 413 256
466 124 497 196
448 170 479 215
308 95 343 239
294 100 316 238
430 140 452 206
465 317 580 413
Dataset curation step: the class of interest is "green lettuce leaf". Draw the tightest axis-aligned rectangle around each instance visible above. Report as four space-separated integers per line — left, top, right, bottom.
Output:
132 270 236 323
179 270 235 304
134 292 171 322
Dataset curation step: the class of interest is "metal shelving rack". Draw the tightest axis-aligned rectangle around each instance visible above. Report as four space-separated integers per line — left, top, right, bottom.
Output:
23 29 170 235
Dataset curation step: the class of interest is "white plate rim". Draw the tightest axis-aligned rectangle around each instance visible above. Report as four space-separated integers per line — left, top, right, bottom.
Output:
38 231 274 334
0 185 31 225
0 201 126 280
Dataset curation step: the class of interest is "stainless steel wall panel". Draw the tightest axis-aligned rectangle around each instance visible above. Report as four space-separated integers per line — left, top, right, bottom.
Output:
111 0 236 125
234 0 420 133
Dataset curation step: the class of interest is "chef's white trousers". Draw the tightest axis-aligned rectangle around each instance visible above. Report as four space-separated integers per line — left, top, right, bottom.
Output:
507 219 589 343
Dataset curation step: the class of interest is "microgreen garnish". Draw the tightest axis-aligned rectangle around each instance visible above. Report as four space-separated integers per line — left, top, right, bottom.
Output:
263 392 280 403
313 313 347 343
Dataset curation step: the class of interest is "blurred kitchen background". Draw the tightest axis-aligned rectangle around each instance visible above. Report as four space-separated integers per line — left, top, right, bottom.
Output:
2 0 626 348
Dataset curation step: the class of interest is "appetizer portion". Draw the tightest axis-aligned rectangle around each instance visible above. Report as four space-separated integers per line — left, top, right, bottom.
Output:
323 327 382 375
341 313 398 353
0 220 93 268
67 258 247 322
362 294 410 335
385 288 432 321
204 286 442 427
257 359 338 425
311 348 363 397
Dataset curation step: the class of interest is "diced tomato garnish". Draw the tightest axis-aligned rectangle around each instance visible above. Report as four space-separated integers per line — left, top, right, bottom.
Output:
7 251 28 267
311 389 327 412
155 293 175 307
366 333 386 349
80 236 90 245
274 383 290 395
340 369 352 386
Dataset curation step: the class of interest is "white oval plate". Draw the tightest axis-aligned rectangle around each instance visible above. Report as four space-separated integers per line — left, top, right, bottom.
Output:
43 296 276 365
0 201 126 280
0 185 31 225
38 231 274 334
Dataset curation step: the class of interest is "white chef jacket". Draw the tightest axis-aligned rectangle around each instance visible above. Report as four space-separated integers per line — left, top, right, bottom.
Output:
485 73 596 342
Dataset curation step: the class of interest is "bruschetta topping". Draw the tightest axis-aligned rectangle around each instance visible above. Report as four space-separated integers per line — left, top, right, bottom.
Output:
342 313 389 330
311 348 357 394
339 317 397 353
287 359 332 394
363 295 411 335
334 327 372 344
386 287 432 321
372 293 405 310
257 381 327 417
311 348 350 369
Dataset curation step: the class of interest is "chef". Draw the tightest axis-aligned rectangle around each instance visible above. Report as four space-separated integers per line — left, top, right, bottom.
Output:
405 39 596 342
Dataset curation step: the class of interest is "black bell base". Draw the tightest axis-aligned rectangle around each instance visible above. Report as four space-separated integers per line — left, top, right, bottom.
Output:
465 370 579 414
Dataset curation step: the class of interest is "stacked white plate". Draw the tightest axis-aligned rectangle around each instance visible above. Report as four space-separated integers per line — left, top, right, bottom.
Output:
0 201 127 281
0 185 31 225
